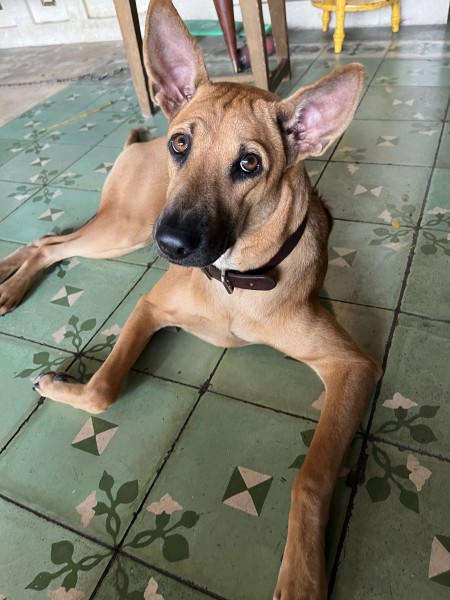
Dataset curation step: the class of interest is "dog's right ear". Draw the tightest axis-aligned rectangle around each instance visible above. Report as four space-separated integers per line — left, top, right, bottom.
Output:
143 0 209 118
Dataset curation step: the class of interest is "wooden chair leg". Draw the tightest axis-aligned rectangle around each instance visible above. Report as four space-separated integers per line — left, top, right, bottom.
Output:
239 0 269 90
391 0 401 33
113 0 154 118
267 0 290 79
333 0 346 53
214 0 239 73
322 9 331 32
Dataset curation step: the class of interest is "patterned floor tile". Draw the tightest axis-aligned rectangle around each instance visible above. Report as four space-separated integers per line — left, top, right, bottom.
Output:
0 109 72 141
332 441 450 599
0 185 98 243
53 145 122 191
318 162 430 226
209 300 392 418
387 40 450 59
323 220 412 309
373 58 450 86
0 369 198 545
95 555 211 599
372 314 450 459
0 258 145 349
436 122 450 168
29 83 110 114
85 268 224 388
401 229 450 320
422 168 450 231
123 393 357 600
0 138 32 167
0 140 91 186
297 57 382 88
0 179 42 222
40 110 126 147
333 119 442 166
356 86 450 121
0 497 107 600
305 159 327 185
323 40 390 58
0 335 73 449
98 109 168 148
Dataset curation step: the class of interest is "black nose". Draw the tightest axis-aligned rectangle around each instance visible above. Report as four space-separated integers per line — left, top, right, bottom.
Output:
154 225 200 261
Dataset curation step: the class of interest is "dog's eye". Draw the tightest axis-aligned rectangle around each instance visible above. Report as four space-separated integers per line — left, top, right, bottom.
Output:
239 154 260 173
170 133 190 154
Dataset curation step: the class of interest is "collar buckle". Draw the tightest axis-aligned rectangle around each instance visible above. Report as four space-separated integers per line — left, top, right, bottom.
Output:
220 269 234 294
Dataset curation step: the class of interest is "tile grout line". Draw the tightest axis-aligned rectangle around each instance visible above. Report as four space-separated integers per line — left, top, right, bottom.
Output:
119 550 231 600
328 86 450 595
368 435 450 463
88 349 228 599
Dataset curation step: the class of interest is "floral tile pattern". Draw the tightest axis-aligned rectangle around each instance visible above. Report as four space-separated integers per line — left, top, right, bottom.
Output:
0 25 449 600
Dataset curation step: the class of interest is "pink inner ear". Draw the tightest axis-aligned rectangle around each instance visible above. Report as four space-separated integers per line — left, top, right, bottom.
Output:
285 68 363 158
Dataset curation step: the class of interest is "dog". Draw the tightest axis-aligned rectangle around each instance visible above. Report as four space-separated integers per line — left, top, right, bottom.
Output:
0 0 382 597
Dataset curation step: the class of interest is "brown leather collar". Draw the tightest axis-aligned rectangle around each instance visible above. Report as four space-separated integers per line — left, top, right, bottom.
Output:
202 213 308 293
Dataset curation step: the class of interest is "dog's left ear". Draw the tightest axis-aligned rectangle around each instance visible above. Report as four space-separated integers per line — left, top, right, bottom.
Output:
143 0 209 118
278 63 365 162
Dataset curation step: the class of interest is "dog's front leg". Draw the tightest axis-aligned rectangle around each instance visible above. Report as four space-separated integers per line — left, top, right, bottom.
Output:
35 289 170 413
271 304 382 600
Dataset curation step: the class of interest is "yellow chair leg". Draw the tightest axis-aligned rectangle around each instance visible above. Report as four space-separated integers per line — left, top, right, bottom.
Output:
322 9 330 32
333 0 346 53
391 0 401 33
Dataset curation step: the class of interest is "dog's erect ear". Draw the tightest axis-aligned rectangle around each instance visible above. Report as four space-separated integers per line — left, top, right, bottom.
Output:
278 63 365 162
143 0 209 118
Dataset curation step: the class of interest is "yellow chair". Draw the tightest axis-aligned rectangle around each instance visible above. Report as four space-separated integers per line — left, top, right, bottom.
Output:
311 0 401 53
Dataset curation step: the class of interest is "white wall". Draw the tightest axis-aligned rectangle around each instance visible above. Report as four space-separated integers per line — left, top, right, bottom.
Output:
0 0 449 49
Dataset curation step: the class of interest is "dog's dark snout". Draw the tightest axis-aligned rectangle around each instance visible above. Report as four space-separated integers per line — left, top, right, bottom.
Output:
155 224 200 261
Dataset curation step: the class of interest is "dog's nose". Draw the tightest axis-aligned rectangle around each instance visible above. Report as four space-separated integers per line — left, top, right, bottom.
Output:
155 226 200 261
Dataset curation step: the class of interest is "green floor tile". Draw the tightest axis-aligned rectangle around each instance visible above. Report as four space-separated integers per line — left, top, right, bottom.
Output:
0 179 42 222
0 139 91 186
305 159 327 186
209 300 391 418
333 442 450 599
98 110 168 148
422 168 450 231
40 110 126 147
372 314 450 458
323 40 390 58
0 371 198 544
333 119 442 166
387 40 450 59
356 86 449 121
123 393 357 600
0 497 107 599
297 57 382 88
0 258 145 349
0 335 73 448
401 229 450 320
0 109 71 141
0 186 98 243
95 556 210 599
318 162 430 225
373 58 450 86
30 83 110 114
85 268 224 388
53 145 121 191
323 220 412 309
436 122 450 168
0 138 32 167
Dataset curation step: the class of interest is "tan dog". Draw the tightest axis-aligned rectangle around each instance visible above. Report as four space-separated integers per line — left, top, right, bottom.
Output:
0 0 381 597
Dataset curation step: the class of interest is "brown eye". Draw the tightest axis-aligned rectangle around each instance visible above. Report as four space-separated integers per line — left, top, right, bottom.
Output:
170 133 190 154
239 154 260 173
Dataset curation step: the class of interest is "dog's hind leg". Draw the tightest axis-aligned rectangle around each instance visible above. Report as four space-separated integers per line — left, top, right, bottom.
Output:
0 213 151 316
267 303 382 600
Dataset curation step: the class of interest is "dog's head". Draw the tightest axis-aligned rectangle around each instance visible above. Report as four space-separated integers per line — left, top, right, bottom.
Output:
145 0 364 268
